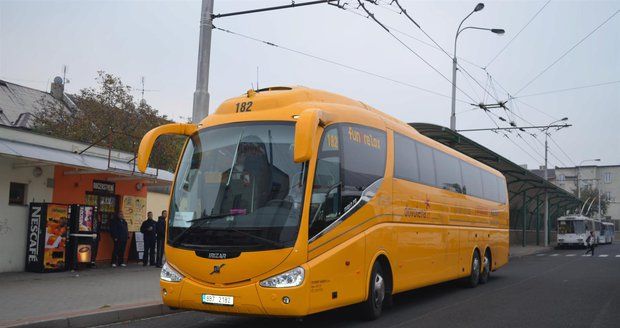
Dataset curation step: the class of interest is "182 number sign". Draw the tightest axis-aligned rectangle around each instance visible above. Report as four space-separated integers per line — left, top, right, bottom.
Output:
235 101 253 113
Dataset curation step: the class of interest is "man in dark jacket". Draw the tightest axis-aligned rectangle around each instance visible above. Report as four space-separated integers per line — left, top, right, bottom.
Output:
585 230 596 256
110 212 129 267
156 210 167 268
140 211 157 266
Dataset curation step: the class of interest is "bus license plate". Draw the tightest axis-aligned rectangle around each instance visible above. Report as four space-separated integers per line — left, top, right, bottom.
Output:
202 294 234 306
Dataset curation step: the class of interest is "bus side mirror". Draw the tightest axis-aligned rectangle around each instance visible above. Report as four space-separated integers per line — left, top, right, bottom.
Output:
137 123 198 173
293 109 328 163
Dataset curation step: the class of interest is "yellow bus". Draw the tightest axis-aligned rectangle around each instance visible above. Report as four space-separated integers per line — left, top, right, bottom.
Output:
137 86 509 320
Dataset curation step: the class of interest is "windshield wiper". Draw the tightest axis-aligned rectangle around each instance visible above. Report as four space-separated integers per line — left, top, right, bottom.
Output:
228 228 287 248
170 213 235 246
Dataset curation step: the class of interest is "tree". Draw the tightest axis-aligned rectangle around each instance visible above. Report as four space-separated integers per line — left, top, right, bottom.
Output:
32 71 184 172
572 184 610 216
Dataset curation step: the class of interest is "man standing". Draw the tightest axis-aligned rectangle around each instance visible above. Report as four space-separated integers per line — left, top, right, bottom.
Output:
140 211 157 266
585 230 596 256
156 210 167 268
110 212 129 267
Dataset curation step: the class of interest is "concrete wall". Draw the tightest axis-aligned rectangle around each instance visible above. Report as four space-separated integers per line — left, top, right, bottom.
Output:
0 157 54 272
147 191 170 219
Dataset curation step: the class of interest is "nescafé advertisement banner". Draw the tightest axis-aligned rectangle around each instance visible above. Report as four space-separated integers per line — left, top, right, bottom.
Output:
122 196 147 232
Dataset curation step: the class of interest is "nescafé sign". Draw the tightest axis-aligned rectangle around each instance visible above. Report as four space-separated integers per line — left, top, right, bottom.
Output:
93 180 115 194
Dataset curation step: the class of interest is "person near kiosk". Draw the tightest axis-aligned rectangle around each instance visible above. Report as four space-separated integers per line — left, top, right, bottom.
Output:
156 210 167 268
110 212 129 267
89 213 101 268
140 211 157 266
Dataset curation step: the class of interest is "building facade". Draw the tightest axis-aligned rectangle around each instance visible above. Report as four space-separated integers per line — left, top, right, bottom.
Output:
533 165 619 227
0 78 173 273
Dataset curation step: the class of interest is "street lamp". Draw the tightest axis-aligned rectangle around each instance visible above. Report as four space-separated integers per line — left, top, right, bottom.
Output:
450 3 505 130
577 158 601 199
542 117 568 246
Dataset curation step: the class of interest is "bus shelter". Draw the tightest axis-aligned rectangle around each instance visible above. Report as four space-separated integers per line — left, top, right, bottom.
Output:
410 123 581 246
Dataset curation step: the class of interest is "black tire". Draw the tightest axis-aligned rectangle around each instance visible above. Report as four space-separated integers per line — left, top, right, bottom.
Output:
361 261 385 321
467 250 481 288
479 249 491 284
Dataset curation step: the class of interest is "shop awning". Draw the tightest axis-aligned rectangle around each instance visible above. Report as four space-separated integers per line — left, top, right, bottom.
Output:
409 123 581 230
0 126 173 183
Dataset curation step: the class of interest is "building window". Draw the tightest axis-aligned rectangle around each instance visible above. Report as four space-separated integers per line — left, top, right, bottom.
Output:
9 182 27 205
558 174 565 181
605 191 614 202
603 172 613 184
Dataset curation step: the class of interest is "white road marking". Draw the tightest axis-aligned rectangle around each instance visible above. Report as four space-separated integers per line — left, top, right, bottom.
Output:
550 254 560 257
598 254 609 258
566 254 576 257
582 254 590 257
616 255 620 258
536 254 546 256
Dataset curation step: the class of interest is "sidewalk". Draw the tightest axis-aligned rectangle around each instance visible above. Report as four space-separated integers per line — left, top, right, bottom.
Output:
509 244 553 258
0 264 167 327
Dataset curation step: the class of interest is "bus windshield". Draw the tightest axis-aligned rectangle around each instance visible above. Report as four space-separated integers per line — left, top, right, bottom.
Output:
168 122 306 251
558 220 586 234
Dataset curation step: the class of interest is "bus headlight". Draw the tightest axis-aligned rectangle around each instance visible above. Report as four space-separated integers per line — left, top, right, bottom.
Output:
259 267 305 288
161 262 184 282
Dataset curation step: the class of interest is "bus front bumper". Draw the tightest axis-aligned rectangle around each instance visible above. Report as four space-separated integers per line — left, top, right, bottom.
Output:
160 275 310 317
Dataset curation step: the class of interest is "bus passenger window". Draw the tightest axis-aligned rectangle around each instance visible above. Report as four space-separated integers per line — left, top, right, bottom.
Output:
341 125 386 210
482 171 500 202
461 161 484 198
417 142 436 187
434 150 464 193
394 133 420 182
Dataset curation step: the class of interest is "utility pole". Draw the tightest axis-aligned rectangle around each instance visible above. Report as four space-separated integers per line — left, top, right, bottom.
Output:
192 0 214 124
544 132 549 246
597 177 601 217
577 159 600 199
542 117 568 246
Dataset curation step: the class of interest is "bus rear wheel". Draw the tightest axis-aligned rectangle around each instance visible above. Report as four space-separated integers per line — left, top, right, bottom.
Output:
361 261 385 320
467 250 481 288
479 249 491 284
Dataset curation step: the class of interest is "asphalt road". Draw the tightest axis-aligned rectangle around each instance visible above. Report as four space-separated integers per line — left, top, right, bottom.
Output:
104 243 620 328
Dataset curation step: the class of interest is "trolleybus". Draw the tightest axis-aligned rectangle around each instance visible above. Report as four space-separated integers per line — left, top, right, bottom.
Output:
602 221 615 244
136 86 509 319
557 215 595 248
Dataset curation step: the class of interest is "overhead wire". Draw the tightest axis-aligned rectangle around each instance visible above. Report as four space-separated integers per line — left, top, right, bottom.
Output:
549 135 577 166
516 80 620 98
515 9 620 95
352 0 478 103
342 0 576 167
211 25 470 103
485 0 551 69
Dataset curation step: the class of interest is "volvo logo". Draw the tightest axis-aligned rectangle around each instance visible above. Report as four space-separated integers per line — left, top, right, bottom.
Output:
210 263 226 275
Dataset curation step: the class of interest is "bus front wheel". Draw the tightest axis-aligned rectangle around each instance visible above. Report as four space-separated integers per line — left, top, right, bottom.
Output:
467 250 481 288
361 261 385 320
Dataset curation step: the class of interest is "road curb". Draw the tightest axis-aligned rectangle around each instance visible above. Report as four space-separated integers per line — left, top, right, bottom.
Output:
5 302 183 328
509 246 553 258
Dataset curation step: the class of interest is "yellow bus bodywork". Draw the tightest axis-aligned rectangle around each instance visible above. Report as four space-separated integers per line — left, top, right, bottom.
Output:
142 87 509 317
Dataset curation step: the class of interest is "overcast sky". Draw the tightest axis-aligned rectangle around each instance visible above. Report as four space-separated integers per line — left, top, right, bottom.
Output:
1 0 619 169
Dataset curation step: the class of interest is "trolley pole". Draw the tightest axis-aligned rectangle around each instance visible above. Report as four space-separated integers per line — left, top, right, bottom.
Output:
192 0 214 123
544 133 549 247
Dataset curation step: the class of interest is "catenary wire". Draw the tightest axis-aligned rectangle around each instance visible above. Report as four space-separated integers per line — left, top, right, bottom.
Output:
515 9 620 95
353 0 478 103
212 26 470 103
485 0 551 68
516 80 620 98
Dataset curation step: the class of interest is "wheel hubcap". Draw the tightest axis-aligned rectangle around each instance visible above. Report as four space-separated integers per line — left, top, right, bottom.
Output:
373 273 385 307
483 256 490 275
473 257 480 279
